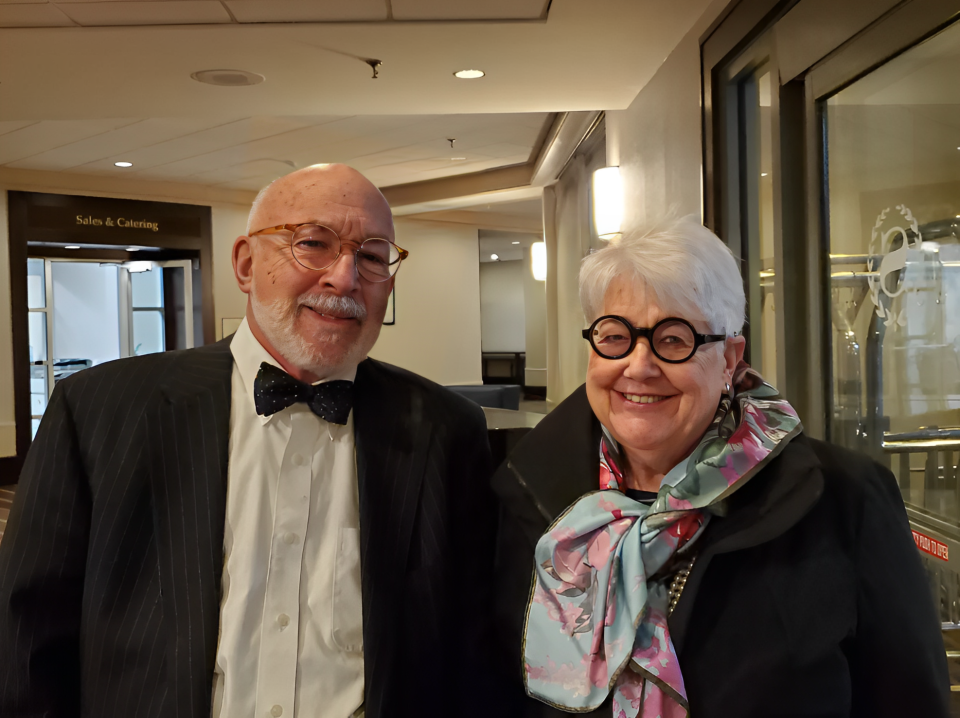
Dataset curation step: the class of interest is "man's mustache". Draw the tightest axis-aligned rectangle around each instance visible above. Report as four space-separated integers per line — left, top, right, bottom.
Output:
299 292 367 321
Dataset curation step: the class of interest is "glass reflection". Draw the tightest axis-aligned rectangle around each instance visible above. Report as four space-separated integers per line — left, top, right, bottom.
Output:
826 20 960 551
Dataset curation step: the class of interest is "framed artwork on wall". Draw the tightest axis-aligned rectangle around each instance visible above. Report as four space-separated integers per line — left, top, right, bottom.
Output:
383 287 395 325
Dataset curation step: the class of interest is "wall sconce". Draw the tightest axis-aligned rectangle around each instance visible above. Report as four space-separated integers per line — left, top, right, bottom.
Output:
592 166 623 240
531 241 547 281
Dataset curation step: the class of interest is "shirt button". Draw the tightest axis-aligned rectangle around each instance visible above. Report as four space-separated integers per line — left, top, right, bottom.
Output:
283 532 298 545
271 705 283 717
291 453 305 466
277 614 290 628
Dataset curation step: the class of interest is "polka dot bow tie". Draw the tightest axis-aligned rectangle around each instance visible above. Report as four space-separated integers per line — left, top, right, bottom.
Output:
253 361 354 425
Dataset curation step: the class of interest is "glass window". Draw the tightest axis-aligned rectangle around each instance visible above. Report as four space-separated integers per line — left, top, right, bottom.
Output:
133 309 164 356
726 64 779 386
825 20 960 530
28 311 47 363
29 365 47 416
755 71 777 384
27 258 45 309
131 266 162 308
30 365 47 440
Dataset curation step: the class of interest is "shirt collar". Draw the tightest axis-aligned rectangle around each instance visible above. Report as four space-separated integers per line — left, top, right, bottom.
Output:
230 316 358 426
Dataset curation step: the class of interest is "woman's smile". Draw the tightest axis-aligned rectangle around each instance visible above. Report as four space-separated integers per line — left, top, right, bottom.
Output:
617 391 673 406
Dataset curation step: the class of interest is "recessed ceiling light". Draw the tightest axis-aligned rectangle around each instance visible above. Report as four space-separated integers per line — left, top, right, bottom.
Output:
512 241 520 245
115 161 133 168
65 245 80 250
490 253 499 260
761 172 768 177
191 69 264 87
450 157 467 160
126 247 138 252
454 69 485 79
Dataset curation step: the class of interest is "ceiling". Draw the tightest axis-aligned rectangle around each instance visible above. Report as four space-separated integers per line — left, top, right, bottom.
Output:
0 0 551 27
406 196 543 230
0 112 548 190
0 0 714 198
479 229 541 263
830 18 960 106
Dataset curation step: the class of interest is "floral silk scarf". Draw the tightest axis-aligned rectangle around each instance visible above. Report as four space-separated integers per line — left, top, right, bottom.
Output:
522 364 802 718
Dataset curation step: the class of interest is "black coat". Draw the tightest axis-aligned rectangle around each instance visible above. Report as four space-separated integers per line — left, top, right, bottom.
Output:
492 385 950 718
0 337 504 718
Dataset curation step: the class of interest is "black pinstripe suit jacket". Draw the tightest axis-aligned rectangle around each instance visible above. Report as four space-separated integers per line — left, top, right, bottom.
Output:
0 337 503 718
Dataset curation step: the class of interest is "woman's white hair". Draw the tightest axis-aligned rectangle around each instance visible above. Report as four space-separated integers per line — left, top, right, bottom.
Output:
578 215 745 336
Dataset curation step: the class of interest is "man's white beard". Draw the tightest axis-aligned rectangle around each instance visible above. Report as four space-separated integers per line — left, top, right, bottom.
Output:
250 290 369 377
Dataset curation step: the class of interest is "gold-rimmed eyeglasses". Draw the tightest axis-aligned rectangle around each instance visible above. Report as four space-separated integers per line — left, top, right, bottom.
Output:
250 223 409 283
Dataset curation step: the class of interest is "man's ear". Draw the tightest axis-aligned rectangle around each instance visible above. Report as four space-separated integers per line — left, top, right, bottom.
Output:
233 235 254 295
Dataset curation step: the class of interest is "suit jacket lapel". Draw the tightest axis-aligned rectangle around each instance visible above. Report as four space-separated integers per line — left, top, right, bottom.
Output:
352 359 431 718
149 339 233 718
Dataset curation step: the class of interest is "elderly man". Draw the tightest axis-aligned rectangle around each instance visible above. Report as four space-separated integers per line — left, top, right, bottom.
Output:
0 165 502 718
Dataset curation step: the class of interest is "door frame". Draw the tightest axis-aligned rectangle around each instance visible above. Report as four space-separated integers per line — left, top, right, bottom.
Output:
4 191 213 482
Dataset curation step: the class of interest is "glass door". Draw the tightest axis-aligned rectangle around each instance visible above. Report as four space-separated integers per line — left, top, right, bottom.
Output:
821 15 960 628
27 258 195 434
716 39 782 390
736 67 778 385
26 259 53 438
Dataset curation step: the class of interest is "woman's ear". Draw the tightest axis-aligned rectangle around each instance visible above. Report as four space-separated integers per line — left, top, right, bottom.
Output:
722 335 746 383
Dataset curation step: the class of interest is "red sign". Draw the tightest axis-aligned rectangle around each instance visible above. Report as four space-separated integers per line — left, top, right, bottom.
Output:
913 530 949 562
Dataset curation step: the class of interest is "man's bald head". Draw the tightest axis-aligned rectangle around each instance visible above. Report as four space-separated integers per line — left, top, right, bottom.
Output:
233 163 398 383
246 163 393 238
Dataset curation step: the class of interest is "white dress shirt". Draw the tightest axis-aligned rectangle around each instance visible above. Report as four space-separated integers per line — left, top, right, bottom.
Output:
212 318 364 718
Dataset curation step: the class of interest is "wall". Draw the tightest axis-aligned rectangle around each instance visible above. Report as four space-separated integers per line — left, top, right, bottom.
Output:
369 218 482 386
479 260 526 353
522 246 547 386
0 173 486 459
543 0 733 406
549 136 606 404
211 204 251 339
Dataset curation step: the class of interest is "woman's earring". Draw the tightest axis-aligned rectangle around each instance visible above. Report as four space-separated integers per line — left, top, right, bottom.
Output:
716 382 737 439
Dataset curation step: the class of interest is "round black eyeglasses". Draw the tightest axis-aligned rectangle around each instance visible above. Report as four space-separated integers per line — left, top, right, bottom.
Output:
250 223 409 283
582 315 726 363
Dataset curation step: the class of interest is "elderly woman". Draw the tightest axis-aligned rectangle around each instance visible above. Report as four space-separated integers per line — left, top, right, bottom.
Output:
492 217 949 718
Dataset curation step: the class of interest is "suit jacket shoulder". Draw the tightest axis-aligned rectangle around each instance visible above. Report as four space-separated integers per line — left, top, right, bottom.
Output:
356 357 487 433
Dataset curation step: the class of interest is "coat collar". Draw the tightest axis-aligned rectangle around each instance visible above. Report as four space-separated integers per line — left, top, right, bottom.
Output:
492 384 600 529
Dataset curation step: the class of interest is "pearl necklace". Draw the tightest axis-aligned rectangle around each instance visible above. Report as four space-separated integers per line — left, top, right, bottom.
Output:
667 553 698 617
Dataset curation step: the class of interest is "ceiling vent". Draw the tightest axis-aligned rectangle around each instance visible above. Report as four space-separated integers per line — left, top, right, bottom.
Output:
191 69 264 87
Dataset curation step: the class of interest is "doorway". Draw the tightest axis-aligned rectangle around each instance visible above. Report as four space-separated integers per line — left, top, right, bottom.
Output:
5 191 213 479
26 256 196 437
